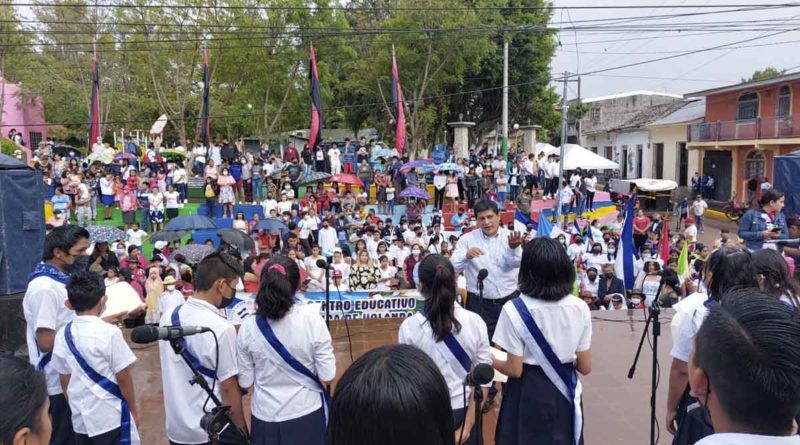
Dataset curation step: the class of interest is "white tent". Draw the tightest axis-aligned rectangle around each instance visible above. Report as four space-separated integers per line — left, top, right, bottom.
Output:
557 143 620 170
535 142 558 156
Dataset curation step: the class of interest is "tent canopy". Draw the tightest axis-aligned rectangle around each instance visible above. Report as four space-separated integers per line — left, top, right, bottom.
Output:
534 142 558 156
0 153 29 170
556 144 620 170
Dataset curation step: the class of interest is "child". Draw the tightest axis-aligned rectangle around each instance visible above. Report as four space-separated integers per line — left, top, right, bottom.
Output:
158 276 185 320
386 184 396 214
684 217 698 243
52 270 140 444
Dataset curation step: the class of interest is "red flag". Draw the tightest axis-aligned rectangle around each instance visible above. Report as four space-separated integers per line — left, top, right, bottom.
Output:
391 45 406 155
660 215 671 263
308 44 323 150
197 48 211 147
88 45 100 145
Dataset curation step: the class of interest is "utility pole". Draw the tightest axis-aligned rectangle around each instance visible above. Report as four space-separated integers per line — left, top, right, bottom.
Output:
557 71 581 189
502 40 509 171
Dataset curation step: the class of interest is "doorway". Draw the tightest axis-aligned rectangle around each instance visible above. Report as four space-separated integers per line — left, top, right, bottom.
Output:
653 143 664 179
702 151 732 201
678 142 688 186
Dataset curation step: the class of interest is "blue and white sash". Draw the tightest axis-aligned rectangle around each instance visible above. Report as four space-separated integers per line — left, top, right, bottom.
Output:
171 306 217 380
64 322 134 445
416 312 471 379
509 298 583 445
28 263 70 371
254 316 331 426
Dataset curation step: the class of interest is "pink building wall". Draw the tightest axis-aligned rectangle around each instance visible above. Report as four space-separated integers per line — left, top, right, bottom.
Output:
1 81 48 150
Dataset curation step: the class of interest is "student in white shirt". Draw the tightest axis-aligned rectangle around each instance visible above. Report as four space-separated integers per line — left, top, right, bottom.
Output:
125 223 147 248
23 225 91 445
376 255 397 291
689 291 800 445
52 270 140 445
303 244 326 292
398 254 491 444
317 219 338 256
164 184 181 220
237 256 335 445
261 194 278 217
666 249 759 445
158 252 248 445
492 238 592 445
328 144 342 175
158 276 185 320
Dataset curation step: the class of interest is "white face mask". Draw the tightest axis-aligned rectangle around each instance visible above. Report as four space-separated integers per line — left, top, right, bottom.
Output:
412 249 421 256
166 285 175 291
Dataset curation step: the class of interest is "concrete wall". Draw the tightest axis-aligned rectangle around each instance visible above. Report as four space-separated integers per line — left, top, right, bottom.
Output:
704 80 800 122
648 124 690 183
0 82 47 147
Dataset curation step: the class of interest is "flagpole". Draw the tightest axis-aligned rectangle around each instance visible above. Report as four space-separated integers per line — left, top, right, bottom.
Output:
502 40 509 172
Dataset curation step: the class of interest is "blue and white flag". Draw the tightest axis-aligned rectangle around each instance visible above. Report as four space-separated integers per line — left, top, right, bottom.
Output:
614 195 638 289
537 211 554 239
514 209 534 234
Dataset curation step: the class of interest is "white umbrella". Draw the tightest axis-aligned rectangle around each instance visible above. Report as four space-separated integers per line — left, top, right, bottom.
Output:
557 143 620 170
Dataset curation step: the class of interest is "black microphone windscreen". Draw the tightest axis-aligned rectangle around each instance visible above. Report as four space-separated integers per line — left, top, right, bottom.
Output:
316 258 328 269
473 363 495 385
131 325 159 344
477 269 489 281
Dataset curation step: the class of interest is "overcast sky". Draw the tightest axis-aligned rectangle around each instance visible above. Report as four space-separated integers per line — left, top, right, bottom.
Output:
550 0 799 100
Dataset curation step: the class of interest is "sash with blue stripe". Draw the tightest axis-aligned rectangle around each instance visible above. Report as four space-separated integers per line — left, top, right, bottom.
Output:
254 316 331 425
171 306 217 380
28 263 70 371
419 311 471 378
64 322 132 445
510 298 583 445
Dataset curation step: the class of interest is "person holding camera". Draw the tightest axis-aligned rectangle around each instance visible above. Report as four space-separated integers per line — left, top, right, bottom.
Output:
738 189 788 251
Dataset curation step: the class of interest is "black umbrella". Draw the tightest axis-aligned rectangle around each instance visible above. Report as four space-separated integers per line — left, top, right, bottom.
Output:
254 218 288 232
164 215 217 231
217 229 255 252
149 230 188 243
298 171 332 186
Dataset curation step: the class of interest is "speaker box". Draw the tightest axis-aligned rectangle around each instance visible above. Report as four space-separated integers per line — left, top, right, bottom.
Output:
0 168 46 295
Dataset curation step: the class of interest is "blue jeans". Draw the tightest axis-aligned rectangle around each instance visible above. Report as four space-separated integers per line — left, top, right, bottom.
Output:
206 197 216 218
140 208 150 232
498 191 506 203
576 194 586 216
193 161 205 176
176 183 187 202
252 176 264 202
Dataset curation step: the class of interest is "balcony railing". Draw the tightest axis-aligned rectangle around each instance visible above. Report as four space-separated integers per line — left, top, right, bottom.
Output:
687 114 800 143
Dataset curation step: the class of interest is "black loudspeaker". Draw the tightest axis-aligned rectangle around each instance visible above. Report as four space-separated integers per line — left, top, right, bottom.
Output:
0 167 46 295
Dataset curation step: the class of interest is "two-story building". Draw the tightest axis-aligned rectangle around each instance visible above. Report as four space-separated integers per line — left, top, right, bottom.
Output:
686 72 800 201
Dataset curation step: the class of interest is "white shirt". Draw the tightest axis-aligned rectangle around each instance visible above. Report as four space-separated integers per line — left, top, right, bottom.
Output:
696 433 800 445
158 289 184 317
450 227 522 299
304 256 326 291
126 229 147 247
318 227 338 254
23 273 73 395
376 265 397 291
158 298 238 444
692 199 708 216
433 174 447 190
327 148 341 163
100 177 114 195
261 199 278 216
209 146 222 166
493 294 592 364
236 305 335 422
332 263 351 287
164 191 180 209
52 316 139 441
570 173 582 188
399 307 492 409
685 225 698 243
567 243 585 262
298 217 313 239
584 176 597 193
390 245 410 267
558 187 574 205
277 200 293 215
192 145 207 163
671 292 708 362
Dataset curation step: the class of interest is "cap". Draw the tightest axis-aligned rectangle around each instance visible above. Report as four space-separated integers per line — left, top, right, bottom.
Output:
332 270 343 278
163 276 177 285
154 240 168 250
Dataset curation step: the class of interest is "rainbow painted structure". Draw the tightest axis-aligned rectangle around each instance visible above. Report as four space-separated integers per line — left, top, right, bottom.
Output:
530 191 619 228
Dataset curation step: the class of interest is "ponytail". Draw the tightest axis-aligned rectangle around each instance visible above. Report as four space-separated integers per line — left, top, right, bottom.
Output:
418 255 461 342
255 255 301 320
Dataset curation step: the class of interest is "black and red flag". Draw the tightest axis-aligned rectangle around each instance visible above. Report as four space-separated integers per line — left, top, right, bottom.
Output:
390 45 406 155
308 44 323 150
198 48 211 147
88 44 101 144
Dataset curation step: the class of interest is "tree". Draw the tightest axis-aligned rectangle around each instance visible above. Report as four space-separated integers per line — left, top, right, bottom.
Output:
742 67 786 83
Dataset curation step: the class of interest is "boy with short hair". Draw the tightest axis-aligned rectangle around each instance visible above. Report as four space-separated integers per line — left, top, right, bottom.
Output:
52 270 140 445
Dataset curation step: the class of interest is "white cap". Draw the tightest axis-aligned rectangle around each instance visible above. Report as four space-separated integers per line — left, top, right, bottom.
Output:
154 240 168 250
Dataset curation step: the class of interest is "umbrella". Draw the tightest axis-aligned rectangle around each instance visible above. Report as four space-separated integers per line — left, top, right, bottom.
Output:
150 114 169 135
87 225 128 243
217 229 256 252
86 151 114 165
330 173 363 187
399 186 430 200
170 245 216 265
255 218 288 232
298 171 332 186
400 159 433 173
149 230 188 243
115 152 137 162
164 215 218 231
436 162 458 172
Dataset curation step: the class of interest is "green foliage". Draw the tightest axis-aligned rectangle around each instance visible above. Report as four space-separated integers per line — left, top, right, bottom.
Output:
742 67 786 83
4 0 559 157
0 138 19 156
160 150 188 161
570 101 589 120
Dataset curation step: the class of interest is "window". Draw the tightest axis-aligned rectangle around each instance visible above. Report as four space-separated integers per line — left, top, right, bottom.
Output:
777 85 791 117
737 92 759 120
29 132 42 149
590 146 598 154
604 146 612 160
744 150 765 181
590 108 601 121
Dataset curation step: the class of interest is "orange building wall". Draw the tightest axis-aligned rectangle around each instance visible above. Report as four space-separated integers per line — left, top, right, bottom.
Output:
703 81 800 122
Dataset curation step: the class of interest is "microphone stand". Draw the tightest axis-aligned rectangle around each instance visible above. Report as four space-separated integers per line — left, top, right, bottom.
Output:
324 264 331 328
472 384 485 445
169 339 242 445
627 278 662 445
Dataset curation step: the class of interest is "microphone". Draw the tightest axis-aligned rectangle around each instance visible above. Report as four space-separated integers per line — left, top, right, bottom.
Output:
464 363 495 386
131 325 211 344
477 269 489 282
316 258 332 269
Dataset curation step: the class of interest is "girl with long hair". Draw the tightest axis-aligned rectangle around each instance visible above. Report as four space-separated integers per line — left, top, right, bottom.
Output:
752 249 800 309
398 255 491 444
236 256 335 445
350 250 380 291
